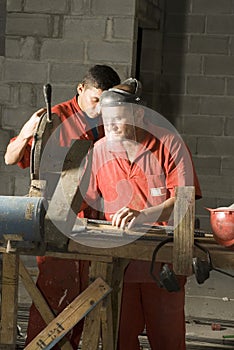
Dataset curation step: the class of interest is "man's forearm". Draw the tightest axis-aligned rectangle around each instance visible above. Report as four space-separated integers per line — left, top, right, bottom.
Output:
4 135 29 165
140 197 175 223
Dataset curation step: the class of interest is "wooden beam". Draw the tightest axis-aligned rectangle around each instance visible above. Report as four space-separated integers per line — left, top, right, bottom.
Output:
67 237 234 270
24 278 111 350
173 186 195 275
19 259 73 350
0 253 19 347
82 262 114 350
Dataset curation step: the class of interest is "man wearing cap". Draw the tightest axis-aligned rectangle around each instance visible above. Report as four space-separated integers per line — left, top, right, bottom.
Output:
83 79 202 350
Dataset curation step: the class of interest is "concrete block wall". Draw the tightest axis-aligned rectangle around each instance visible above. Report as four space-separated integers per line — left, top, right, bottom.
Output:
160 0 234 229
0 0 138 196
0 0 233 231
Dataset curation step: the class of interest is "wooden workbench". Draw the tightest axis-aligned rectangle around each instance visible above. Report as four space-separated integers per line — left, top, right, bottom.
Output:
0 188 233 349
0 118 233 349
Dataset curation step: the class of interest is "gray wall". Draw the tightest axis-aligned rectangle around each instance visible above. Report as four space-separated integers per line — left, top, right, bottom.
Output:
0 0 137 195
159 0 234 229
1 0 234 230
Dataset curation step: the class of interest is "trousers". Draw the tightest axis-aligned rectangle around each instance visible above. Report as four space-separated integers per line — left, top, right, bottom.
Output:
117 276 186 350
25 256 89 349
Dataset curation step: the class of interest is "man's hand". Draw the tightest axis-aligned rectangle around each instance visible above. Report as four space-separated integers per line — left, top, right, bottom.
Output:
19 108 46 140
111 207 145 229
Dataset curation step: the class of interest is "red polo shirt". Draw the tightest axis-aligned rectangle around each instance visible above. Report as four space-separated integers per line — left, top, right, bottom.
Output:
12 95 104 168
85 125 201 222
84 125 201 282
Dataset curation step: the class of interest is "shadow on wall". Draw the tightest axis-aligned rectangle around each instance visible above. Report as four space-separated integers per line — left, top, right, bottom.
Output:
159 1 190 127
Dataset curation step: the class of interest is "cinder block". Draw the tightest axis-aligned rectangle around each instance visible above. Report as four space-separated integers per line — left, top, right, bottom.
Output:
187 76 225 95
198 174 233 199
178 135 197 154
226 78 234 95
4 59 47 83
14 174 30 196
19 84 37 107
0 172 14 195
163 54 202 74
166 0 191 14
221 157 234 176
205 56 234 75
163 35 189 53
184 115 224 136
6 14 51 37
41 39 84 61
165 14 205 34
87 41 132 63
24 0 68 14
5 38 21 58
192 0 232 14
113 18 135 39
0 129 12 151
2 106 35 130
161 95 200 115
160 75 186 94
64 17 106 39
197 136 234 156
190 35 228 54
200 96 234 115
71 0 88 14
192 155 221 175
50 63 87 83
207 15 234 34
20 37 36 60
91 0 135 15
229 40 234 55
0 84 11 103
6 0 22 11
225 117 234 136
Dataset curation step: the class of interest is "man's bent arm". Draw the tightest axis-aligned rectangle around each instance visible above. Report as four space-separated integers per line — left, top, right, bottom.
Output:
4 108 46 165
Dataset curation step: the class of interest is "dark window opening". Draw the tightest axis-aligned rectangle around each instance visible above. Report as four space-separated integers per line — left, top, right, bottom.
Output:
135 27 143 80
0 0 6 56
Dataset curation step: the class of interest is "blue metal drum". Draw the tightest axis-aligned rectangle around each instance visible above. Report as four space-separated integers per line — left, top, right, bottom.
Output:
0 196 47 242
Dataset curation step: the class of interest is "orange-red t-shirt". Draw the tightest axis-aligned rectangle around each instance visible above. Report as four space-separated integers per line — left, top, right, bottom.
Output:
11 95 104 169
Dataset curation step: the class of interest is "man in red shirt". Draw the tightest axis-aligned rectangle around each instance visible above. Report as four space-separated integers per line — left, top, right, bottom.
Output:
4 65 120 349
83 79 202 350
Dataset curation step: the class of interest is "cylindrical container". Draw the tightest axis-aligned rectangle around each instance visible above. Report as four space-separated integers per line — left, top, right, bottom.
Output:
0 196 46 242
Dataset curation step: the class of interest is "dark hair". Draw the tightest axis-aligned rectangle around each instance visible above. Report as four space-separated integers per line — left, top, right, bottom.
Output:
82 65 120 91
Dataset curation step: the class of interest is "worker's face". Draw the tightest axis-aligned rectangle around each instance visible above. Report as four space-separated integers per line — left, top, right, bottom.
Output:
102 105 137 141
77 84 103 119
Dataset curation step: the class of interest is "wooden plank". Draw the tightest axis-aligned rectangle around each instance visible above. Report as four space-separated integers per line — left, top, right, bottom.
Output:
24 277 111 350
68 237 234 270
173 186 195 275
19 259 73 350
0 253 19 346
109 259 129 349
45 139 92 240
82 259 129 350
82 261 114 350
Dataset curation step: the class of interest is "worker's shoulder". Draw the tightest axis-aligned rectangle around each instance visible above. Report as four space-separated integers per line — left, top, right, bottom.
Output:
51 95 77 115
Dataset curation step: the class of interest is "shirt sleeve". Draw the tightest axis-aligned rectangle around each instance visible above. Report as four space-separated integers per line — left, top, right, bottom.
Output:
165 135 202 199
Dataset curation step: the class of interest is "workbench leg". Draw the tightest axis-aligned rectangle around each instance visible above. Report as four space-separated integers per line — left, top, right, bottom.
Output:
82 258 129 350
0 253 19 349
173 186 195 276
